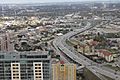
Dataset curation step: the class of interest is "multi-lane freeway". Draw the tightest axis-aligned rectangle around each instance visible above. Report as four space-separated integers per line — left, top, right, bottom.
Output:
52 21 120 80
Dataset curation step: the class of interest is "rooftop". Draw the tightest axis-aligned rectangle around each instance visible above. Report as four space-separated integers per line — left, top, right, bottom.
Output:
98 49 112 56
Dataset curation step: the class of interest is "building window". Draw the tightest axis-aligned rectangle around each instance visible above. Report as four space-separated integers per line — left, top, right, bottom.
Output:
12 64 18 66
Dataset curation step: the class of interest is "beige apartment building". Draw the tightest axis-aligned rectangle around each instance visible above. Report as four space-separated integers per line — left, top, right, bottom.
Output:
52 62 76 80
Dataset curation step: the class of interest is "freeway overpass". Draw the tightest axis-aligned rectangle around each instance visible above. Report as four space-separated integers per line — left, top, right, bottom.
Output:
53 20 120 80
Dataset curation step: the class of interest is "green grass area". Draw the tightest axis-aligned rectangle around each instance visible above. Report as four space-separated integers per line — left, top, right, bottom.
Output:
66 40 75 46
84 67 114 80
83 68 101 80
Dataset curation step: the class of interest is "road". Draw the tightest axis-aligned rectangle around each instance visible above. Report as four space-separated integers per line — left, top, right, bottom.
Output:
52 21 120 80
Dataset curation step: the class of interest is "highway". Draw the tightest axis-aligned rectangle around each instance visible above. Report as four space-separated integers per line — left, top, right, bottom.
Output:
52 21 120 80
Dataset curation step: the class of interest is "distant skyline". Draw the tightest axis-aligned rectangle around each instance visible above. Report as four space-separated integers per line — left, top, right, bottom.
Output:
0 0 119 4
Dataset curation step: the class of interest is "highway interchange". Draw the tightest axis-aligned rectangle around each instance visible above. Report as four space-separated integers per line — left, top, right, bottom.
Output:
52 20 120 80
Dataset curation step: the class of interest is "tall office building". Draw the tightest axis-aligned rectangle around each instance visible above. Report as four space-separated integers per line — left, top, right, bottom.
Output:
52 61 76 80
0 51 51 80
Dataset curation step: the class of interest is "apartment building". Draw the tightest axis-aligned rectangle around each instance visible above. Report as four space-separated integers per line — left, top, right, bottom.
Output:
52 61 76 80
0 51 51 80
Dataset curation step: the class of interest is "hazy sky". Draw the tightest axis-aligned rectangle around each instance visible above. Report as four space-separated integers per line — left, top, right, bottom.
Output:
0 0 117 4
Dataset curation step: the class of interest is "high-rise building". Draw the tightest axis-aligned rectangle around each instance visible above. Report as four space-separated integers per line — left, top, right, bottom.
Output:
52 61 76 80
0 51 51 80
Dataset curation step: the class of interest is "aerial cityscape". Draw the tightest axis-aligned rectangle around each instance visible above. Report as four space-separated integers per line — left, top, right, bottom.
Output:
0 0 120 80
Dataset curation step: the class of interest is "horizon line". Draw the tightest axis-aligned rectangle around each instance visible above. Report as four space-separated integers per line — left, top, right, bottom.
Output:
0 0 120 5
